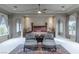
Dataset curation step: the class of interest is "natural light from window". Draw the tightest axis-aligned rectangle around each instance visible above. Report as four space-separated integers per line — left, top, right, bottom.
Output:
0 15 8 36
69 20 76 35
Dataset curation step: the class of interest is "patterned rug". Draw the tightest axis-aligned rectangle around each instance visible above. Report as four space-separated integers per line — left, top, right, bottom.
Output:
9 45 70 54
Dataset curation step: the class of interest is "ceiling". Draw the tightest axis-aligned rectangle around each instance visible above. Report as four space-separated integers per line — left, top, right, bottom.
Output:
0 4 79 14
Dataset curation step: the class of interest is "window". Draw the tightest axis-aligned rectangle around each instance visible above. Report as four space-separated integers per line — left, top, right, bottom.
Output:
68 16 76 36
0 15 8 36
58 20 63 35
60 21 63 33
69 21 76 35
16 19 21 32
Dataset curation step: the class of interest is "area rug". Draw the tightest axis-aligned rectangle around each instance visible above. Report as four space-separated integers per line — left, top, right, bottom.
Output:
9 45 70 54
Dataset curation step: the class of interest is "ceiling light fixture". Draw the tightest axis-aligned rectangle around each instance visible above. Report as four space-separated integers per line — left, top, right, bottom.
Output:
37 4 42 14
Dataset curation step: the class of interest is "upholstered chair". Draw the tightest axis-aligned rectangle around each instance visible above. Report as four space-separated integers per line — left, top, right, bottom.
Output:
24 33 37 52
43 33 57 52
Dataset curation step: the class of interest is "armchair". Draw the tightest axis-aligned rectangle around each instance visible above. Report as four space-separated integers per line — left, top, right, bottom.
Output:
43 33 57 52
24 33 37 52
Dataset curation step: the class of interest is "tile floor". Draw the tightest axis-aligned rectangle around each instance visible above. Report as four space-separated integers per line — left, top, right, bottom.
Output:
0 37 79 54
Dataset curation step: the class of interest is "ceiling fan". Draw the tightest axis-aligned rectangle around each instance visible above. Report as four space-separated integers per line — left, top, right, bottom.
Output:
36 4 48 14
13 4 48 14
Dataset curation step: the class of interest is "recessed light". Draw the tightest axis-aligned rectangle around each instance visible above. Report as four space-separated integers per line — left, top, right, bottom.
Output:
13 6 17 10
13 8 16 10
61 6 65 11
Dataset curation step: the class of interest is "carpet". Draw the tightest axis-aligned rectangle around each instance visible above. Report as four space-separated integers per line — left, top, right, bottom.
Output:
9 44 70 54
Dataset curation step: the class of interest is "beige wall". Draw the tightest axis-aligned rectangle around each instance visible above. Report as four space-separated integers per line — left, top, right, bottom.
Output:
24 16 32 31
24 15 56 32
47 16 56 32
30 15 48 26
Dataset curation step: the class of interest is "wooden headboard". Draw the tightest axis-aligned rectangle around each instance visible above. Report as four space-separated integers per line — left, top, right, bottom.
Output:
31 23 47 32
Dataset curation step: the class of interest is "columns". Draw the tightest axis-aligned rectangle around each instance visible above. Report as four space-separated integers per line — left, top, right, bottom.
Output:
65 15 70 38
76 15 79 42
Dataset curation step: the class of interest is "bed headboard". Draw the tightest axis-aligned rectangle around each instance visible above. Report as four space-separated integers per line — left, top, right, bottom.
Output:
31 22 47 32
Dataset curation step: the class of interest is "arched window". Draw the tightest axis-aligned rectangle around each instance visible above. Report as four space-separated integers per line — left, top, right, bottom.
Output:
16 19 21 32
68 15 76 36
0 15 8 36
58 19 63 35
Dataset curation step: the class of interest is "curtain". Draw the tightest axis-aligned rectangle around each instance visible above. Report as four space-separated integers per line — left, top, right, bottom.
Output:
0 16 2 24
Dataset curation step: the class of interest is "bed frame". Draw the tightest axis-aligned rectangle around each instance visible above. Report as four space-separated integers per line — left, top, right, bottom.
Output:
31 22 47 32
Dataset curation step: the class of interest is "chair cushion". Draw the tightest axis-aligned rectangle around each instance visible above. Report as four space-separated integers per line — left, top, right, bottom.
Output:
44 34 53 39
43 40 56 46
25 33 36 40
24 40 37 45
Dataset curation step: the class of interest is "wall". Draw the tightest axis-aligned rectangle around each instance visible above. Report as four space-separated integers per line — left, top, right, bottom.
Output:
12 14 69 38
8 14 14 38
0 35 8 43
47 16 56 32
24 16 32 31
1 13 78 43
13 16 23 38
10 14 71 38
8 15 23 38
30 15 48 26
24 15 56 32
55 15 66 38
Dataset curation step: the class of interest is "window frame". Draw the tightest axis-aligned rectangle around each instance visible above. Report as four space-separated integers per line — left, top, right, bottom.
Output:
68 15 76 36
0 15 9 36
